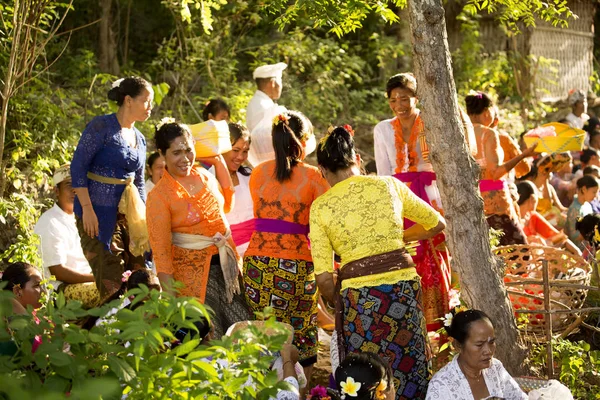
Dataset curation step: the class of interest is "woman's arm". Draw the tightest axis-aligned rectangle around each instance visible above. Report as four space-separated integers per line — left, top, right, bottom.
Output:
404 219 446 242
198 155 235 212
74 188 99 238
146 192 173 294
484 128 536 181
316 272 336 305
549 183 567 212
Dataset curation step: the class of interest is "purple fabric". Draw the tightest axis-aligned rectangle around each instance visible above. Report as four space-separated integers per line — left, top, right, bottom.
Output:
393 171 436 202
71 113 146 251
254 218 309 235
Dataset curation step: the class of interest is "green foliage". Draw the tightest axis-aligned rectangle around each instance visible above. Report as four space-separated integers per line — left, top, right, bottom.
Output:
529 339 600 399
262 0 407 37
464 0 575 31
0 286 293 399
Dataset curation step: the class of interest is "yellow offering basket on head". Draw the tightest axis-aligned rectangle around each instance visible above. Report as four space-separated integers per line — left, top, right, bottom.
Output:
523 122 585 154
188 120 232 158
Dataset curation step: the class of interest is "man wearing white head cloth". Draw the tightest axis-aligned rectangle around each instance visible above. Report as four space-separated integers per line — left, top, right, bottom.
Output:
565 89 589 130
246 62 288 166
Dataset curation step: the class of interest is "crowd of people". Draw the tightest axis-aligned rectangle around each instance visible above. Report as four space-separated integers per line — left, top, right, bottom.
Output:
2 64 590 399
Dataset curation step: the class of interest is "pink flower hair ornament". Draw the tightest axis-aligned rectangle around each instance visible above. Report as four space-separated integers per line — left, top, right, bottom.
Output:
121 270 132 283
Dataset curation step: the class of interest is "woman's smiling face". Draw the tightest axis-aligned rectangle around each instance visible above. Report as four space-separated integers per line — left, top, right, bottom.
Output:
164 134 195 178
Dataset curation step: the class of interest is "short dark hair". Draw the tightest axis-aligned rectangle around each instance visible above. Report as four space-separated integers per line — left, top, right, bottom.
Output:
581 148 600 165
147 152 162 169
202 99 230 121
1 262 37 292
583 165 600 178
577 175 599 190
465 92 493 115
386 73 417 98
228 122 252 177
255 77 273 90
107 76 151 106
316 126 356 173
516 181 537 206
154 122 193 156
446 309 493 346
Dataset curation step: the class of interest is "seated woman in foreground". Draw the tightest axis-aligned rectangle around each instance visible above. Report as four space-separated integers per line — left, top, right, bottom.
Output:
426 310 527 400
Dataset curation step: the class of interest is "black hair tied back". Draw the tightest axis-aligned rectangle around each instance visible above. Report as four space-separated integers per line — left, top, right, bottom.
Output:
107 76 151 106
317 125 356 173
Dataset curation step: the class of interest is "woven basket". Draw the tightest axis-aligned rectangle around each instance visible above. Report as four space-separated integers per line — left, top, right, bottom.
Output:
493 244 591 334
523 122 585 153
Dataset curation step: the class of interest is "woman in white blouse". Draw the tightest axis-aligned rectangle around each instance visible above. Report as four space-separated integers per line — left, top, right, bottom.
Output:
426 310 527 400
223 122 254 257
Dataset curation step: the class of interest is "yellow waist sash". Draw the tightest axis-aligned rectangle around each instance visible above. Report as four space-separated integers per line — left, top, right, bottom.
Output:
87 172 149 257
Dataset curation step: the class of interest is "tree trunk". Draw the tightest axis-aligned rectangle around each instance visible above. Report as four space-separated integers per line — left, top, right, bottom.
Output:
407 0 527 374
99 0 120 75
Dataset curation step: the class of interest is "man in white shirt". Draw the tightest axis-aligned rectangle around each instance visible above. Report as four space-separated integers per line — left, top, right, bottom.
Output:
565 89 589 131
34 164 100 307
246 62 288 166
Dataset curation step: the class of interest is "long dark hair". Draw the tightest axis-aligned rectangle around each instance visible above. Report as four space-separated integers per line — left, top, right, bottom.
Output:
107 76 151 106
316 126 356 173
272 110 309 182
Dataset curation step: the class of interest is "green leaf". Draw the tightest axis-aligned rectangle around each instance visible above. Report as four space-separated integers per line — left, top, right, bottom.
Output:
49 351 72 367
107 355 137 382
174 338 200 357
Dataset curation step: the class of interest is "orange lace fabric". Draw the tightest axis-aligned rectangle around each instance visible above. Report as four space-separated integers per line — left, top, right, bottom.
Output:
146 167 236 302
391 113 429 174
474 125 513 216
245 160 329 261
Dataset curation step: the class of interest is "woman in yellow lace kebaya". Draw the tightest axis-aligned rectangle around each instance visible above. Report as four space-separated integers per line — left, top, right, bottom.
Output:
466 91 537 245
310 126 446 400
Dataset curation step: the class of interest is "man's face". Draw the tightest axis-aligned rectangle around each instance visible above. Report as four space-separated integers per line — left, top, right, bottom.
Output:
56 179 75 210
270 78 283 100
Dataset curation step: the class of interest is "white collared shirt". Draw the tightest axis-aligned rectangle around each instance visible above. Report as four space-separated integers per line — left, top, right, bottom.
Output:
246 90 275 132
34 204 92 288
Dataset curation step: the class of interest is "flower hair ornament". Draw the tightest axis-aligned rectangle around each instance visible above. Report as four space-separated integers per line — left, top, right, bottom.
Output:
340 376 361 398
156 116 176 131
374 379 388 400
343 124 355 137
122 270 132 283
111 78 124 89
272 113 289 127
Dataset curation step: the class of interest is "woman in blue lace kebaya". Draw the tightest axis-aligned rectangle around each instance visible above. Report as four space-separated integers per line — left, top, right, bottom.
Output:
71 77 153 299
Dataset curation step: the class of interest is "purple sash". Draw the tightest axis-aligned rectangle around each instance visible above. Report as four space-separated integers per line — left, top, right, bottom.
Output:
254 218 309 236
478 179 506 193
393 171 436 203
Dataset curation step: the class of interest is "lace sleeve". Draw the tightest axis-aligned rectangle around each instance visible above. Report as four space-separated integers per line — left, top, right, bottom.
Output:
393 179 440 230
495 362 528 400
146 190 173 275
134 133 146 202
71 116 107 188
275 377 299 400
309 200 334 276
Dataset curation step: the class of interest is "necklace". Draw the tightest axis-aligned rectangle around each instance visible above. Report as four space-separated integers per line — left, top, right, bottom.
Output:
458 358 483 383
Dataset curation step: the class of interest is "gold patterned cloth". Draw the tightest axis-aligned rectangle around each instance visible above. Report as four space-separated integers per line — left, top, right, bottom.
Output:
87 172 149 256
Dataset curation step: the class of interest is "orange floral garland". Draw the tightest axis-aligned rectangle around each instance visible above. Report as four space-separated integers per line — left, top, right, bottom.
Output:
391 114 426 174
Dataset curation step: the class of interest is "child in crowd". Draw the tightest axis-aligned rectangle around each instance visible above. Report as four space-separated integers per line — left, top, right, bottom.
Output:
583 166 600 213
145 152 166 194
565 175 600 248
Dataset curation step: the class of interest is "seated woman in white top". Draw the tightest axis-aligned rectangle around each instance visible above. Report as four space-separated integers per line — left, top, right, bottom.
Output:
223 122 254 257
426 310 527 400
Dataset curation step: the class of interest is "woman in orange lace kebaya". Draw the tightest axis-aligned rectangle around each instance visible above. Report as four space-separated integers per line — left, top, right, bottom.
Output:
147 122 250 338
465 92 537 246
372 73 463 331
243 110 328 382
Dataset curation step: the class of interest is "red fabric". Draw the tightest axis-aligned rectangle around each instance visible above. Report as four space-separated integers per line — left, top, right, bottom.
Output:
524 211 559 239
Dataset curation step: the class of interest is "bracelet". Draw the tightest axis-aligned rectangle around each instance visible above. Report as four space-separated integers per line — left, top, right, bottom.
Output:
81 203 92 208
283 360 294 367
